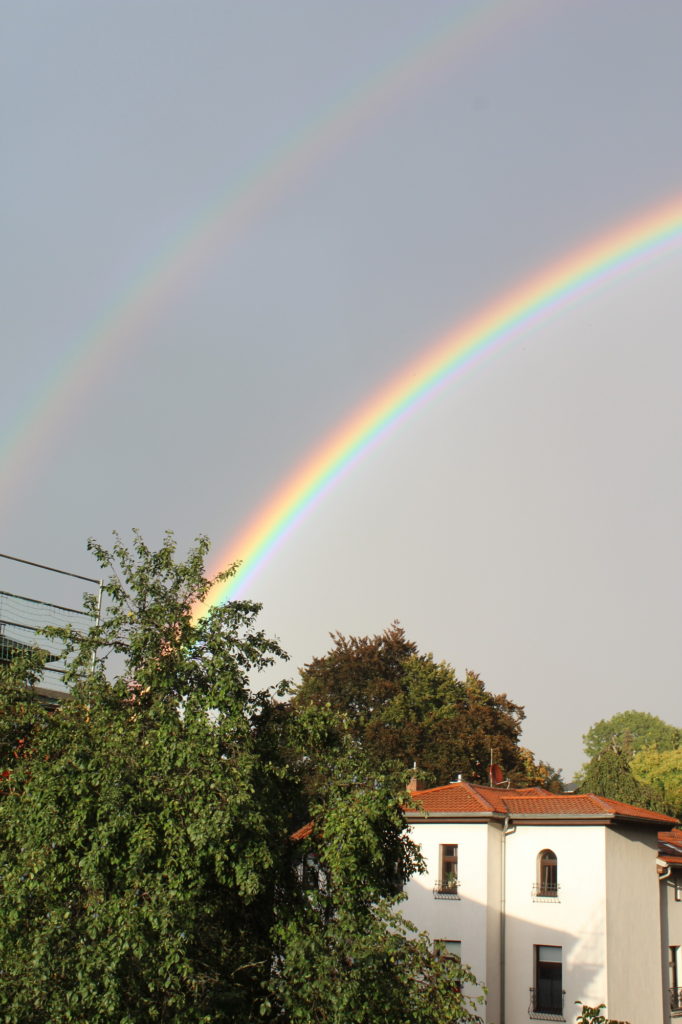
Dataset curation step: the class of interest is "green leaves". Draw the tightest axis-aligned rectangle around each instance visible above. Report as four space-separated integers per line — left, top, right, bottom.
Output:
578 710 682 814
291 624 532 788
0 533 291 1022
0 533 486 1024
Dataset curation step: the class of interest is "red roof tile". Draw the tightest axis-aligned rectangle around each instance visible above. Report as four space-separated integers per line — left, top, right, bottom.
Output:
407 782 679 827
658 827 682 865
290 822 314 841
659 828 682 846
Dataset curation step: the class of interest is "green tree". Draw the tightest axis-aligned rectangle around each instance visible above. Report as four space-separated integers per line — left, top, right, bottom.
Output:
630 746 682 818
291 624 538 787
270 711 484 1024
582 710 681 762
0 532 292 1023
579 746 670 813
575 1004 630 1024
0 534 483 1024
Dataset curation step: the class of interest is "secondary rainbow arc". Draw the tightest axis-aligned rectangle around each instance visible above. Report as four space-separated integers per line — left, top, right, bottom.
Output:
0 0 528 519
193 194 682 621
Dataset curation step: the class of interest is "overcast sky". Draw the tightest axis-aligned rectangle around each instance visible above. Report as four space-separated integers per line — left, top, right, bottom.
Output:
3 1 682 779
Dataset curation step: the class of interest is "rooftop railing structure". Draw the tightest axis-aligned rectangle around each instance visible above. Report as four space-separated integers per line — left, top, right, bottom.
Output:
0 552 101 703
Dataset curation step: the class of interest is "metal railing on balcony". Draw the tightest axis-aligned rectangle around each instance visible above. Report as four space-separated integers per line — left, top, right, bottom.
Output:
528 987 565 1020
671 986 682 1015
532 882 560 901
433 878 460 899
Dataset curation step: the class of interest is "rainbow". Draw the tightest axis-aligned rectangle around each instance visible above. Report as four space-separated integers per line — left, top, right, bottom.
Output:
0 0 534 518
193 193 682 620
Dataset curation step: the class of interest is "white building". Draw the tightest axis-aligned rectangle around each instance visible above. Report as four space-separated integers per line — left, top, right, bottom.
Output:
403 781 681 1024
659 827 682 1022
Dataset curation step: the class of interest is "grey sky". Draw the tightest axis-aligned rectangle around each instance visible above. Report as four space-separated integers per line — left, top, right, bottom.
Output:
2 1 682 778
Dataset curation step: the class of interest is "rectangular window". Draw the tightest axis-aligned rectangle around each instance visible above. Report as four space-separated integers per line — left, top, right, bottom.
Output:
534 945 563 1016
434 940 462 994
437 844 458 894
675 879 682 902
434 939 461 960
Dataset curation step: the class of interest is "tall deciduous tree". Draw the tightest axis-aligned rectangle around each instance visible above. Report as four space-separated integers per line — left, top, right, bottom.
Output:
0 532 292 1023
579 747 670 813
0 535 484 1024
291 623 540 787
630 747 682 818
582 710 681 762
270 708 485 1024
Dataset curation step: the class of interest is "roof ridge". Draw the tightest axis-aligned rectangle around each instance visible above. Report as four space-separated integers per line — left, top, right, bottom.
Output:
413 782 466 796
465 782 496 810
581 792 615 814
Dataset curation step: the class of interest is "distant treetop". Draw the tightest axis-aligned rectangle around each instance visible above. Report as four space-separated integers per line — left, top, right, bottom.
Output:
582 710 681 762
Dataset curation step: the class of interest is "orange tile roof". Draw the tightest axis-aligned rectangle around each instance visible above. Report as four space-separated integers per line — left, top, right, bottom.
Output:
659 828 682 846
407 782 678 827
658 827 682 865
290 822 314 842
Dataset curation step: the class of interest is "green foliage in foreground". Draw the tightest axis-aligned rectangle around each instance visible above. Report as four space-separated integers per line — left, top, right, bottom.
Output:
575 1002 630 1024
0 532 483 1024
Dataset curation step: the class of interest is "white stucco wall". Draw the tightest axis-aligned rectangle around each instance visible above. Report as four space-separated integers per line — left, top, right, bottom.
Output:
402 821 490 1013
403 815 668 1024
604 825 664 1024
504 823 608 1024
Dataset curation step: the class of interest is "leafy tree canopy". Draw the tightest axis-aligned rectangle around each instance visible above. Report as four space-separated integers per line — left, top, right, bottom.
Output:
630 747 682 818
291 623 554 789
0 534 484 1024
582 710 681 762
579 746 671 813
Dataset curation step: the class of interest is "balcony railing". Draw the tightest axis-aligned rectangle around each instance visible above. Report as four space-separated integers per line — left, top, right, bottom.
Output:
433 878 460 899
532 882 560 901
528 987 565 1020
671 986 682 1015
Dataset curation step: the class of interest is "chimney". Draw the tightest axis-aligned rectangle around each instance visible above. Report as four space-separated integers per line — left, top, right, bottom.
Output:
407 761 419 793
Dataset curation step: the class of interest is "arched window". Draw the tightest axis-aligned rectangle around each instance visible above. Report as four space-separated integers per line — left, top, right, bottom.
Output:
537 849 558 897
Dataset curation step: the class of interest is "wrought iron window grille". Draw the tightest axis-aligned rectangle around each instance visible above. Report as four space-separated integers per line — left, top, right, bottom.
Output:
528 987 565 1020
433 878 460 899
532 882 560 901
671 986 682 1015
